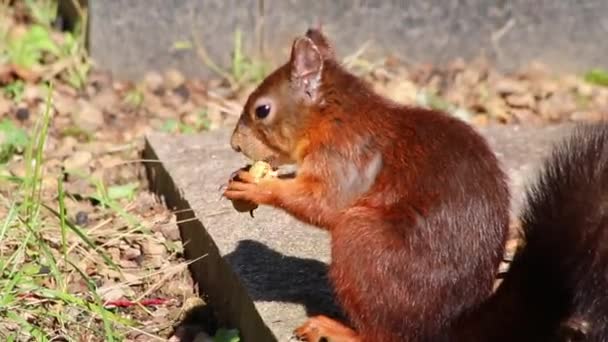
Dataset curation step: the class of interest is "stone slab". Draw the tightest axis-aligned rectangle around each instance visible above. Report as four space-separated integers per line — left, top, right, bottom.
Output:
89 0 608 79
144 123 575 341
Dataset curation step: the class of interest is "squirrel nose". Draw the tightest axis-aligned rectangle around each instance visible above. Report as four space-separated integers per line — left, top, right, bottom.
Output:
230 119 246 153
230 139 242 153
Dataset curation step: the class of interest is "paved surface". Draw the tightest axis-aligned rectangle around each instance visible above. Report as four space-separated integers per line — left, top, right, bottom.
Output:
89 0 608 79
144 123 574 342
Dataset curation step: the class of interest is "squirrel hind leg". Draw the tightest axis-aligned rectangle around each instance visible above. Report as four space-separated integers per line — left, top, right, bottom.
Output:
294 315 361 342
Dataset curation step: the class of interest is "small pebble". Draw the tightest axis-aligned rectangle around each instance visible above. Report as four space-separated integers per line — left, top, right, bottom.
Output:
75 211 89 226
134 254 145 266
152 87 165 97
15 107 30 121
173 84 190 100
38 265 51 275
123 247 142 260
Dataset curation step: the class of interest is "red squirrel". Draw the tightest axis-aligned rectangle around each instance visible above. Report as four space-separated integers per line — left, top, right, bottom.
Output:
223 28 608 341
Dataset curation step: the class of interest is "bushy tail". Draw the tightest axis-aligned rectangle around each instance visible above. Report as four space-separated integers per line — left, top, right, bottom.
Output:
507 123 608 341
460 123 608 341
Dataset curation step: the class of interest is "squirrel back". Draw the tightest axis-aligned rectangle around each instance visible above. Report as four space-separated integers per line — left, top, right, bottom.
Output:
225 29 608 342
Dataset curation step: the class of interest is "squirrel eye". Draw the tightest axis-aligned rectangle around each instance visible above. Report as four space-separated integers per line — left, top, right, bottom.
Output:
255 104 271 119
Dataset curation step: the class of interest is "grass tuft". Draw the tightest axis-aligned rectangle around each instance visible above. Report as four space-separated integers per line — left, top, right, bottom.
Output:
0 83 143 341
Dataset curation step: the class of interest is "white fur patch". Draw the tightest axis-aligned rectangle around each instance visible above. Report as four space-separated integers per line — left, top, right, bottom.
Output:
335 151 383 207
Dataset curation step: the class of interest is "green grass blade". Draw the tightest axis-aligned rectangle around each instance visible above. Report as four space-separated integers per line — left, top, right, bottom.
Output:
22 82 53 220
18 216 64 289
41 203 121 272
57 177 68 264
0 202 18 253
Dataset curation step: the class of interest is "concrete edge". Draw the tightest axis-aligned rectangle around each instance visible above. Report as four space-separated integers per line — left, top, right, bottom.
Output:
142 135 277 342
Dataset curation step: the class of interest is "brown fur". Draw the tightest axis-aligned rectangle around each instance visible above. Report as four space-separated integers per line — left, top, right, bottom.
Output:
224 29 608 341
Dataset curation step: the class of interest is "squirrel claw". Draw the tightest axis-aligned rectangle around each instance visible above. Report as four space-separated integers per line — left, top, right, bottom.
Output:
229 169 241 181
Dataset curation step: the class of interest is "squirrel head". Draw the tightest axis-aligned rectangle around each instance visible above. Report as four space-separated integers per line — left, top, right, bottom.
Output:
230 28 335 166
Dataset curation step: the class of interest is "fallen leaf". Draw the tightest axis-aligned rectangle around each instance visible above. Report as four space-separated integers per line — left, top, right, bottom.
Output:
144 71 164 92
73 99 105 132
164 69 186 89
97 284 125 302
505 93 536 109
495 79 527 96
63 150 93 171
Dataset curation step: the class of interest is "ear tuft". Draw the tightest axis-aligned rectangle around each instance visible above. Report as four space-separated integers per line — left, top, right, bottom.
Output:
304 28 335 60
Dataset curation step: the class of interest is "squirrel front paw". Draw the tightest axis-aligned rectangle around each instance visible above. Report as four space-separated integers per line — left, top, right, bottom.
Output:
294 316 360 342
223 169 276 206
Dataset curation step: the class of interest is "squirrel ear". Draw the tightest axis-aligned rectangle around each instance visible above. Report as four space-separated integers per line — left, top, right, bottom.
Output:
289 36 323 99
290 37 323 80
304 28 335 60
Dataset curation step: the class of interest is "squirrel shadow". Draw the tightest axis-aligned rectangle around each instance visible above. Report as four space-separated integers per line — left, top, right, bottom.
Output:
224 239 345 321
169 239 344 342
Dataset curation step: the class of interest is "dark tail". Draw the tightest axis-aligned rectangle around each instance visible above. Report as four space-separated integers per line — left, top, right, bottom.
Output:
515 122 608 341
461 123 608 341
